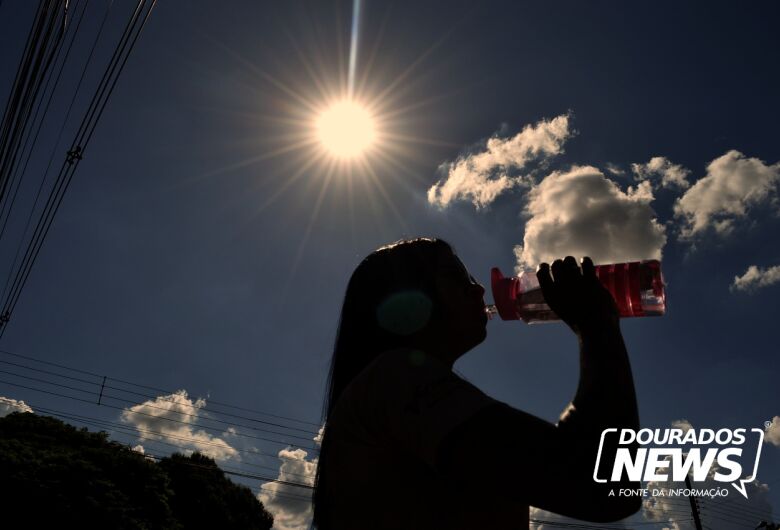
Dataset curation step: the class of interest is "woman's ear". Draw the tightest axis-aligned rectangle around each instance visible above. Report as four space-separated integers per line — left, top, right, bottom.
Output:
376 290 433 336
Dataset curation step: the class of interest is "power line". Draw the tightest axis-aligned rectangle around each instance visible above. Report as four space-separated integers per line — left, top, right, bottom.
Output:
699 503 771 528
699 495 775 520
529 518 687 529
0 0 156 336
34 405 318 481
13 404 749 530
4 350 775 518
685 474 704 530
0 347 322 426
27 401 321 470
0 376 319 451
698 507 764 528
0 0 66 207
31 424 314 490
3 406 700 528
8 353 771 525
0 0 115 310
8 405 770 528
0 350 766 524
0 357 320 437
650 486 775 521
646 493 774 529
0 0 88 243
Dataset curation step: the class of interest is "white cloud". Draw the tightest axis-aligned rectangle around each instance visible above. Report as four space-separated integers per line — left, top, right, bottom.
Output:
529 506 567 530
606 163 626 176
131 443 155 461
674 150 780 238
427 114 573 208
313 425 324 446
257 429 322 530
731 265 780 293
632 156 690 189
514 166 666 270
120 390 238 461
765 416 780 447
529 506 629 530
670 419 693 434
0 396 33 417
643 421 774 530
643 462 773 530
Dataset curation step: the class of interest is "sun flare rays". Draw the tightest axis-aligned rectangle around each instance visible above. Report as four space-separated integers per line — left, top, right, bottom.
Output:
185 4 459 280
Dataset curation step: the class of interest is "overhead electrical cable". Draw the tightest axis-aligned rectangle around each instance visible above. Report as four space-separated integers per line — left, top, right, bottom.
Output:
32 405 318 480
0 0 156 337
0 357 321 437
0 347 322 427
0 0 114 317
29 406 316 489
0 0 67 206
0 0 89 243
0 376 319 451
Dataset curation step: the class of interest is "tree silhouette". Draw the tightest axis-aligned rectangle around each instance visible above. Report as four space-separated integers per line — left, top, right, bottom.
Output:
159 452 274 530
0 412 273 529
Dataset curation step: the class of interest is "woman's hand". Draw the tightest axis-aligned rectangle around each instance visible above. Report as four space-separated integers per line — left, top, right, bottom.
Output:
536 256 619 336
438 255 640 523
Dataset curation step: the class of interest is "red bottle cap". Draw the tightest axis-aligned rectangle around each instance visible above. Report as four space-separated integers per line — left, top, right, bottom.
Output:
490 267 521 321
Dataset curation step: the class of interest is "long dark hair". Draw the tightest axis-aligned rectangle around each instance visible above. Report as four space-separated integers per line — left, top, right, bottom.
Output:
312 237 453 529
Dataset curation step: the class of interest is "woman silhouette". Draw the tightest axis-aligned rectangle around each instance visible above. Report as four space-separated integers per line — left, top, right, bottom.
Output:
312 238 641 529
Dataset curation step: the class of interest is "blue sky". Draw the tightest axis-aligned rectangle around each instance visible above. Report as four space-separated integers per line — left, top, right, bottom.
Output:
1 1 778 528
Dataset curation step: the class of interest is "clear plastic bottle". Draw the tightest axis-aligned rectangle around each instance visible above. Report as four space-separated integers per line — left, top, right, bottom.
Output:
486 260 666 324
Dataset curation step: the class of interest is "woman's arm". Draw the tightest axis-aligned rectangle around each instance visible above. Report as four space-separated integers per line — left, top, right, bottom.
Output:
437 256 641 522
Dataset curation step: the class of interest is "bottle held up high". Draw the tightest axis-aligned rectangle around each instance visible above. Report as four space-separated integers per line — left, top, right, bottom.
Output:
486 260 666 324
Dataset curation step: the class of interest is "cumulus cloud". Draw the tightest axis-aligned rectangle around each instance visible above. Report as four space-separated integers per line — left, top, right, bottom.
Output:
257 429 322 530
605 163 626 176
427 114 573 208
670 419 693 433
643 461 773 530
765 416 780 447
529 506 628 530
632 156 691 189
513 166 666 270
0 396 33 417
674 150 780 238
731 265 780 293
120 390 238 461
643 420 774 530
529 506 567 530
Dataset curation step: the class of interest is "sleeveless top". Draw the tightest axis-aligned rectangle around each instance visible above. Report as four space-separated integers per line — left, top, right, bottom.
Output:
320 348 530 529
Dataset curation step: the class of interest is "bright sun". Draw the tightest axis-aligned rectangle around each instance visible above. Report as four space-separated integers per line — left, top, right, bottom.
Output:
316 100 375 159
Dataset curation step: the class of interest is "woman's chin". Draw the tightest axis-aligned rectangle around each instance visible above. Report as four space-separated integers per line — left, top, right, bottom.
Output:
469 326 488 347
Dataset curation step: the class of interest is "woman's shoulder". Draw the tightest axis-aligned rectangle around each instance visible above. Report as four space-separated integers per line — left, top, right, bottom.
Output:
347 347 491 413
331 347 499 470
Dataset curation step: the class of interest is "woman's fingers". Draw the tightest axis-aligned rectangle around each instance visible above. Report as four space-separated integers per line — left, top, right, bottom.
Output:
537 262 553 292
538 256 616 332
554 256 580 293
563 255 579 274
537 262 558 308
551 259 565 282
581 256 596 280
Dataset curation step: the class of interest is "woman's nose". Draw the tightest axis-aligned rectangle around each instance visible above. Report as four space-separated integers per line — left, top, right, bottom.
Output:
470 282 485 298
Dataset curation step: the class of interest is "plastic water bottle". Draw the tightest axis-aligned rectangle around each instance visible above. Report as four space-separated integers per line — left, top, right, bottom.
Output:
486 260 666 324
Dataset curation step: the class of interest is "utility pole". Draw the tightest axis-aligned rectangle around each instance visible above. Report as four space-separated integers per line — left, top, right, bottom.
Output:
685 474 704 530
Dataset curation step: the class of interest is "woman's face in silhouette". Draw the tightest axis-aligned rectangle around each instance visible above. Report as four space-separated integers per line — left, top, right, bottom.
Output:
431 248 487 356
